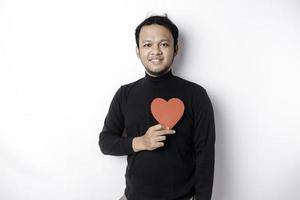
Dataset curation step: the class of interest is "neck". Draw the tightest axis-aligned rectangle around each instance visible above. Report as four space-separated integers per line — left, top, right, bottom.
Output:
145 69 174 82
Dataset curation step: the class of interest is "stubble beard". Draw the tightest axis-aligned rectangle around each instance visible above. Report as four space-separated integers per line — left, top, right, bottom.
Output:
144 56 174 77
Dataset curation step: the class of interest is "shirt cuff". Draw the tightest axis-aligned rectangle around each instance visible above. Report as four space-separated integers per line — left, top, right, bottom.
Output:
122 136 135 155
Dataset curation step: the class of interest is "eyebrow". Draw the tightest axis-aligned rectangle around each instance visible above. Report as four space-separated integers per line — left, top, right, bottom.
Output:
141 39 171 43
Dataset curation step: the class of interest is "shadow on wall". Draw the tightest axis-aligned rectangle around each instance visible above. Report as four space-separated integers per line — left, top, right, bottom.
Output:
211 99 232 200
172 29 203 76
172 30 186 75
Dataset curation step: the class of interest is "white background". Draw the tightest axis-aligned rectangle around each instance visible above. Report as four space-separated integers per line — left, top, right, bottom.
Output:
1 0 300 200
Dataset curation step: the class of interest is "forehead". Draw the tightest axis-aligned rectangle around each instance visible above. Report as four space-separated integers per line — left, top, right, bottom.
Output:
139 24 173 41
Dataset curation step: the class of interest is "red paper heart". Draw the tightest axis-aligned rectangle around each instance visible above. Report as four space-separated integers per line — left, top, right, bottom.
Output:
150 98 185 129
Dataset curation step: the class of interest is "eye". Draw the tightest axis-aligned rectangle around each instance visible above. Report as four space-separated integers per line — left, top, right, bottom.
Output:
143 43 151 47
161 43 169 47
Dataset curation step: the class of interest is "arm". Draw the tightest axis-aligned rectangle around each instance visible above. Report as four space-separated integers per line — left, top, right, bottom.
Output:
98 86 136 156
192 89 216 200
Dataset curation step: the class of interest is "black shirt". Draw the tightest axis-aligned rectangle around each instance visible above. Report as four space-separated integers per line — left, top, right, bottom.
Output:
99 69 215 200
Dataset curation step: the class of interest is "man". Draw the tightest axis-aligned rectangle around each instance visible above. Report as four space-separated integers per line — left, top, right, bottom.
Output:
99 14 215 200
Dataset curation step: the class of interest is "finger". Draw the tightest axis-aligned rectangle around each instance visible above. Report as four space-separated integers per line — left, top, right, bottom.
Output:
155 135 166 142
151 123 168 131
156 129 176 136
155 142 164 148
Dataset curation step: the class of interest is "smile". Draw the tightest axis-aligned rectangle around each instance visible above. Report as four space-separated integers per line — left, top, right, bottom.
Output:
149 59 163 64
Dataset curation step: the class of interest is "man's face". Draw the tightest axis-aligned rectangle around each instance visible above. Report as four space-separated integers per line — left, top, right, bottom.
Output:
136 24 178 77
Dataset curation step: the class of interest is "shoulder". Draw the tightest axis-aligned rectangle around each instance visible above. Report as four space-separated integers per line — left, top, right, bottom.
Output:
174 75 207 95
174 76 213 110
113 78 144 102
120 77 143 90
118 77 144 95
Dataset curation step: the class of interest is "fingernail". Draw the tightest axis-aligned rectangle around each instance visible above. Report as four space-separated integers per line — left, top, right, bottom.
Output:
166 126 169 130
173 130 176 133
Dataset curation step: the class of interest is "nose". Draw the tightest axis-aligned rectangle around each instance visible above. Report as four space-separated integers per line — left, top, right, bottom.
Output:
151 44 162 55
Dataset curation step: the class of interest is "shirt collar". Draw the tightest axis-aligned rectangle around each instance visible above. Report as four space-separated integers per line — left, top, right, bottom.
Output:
144 69 174 82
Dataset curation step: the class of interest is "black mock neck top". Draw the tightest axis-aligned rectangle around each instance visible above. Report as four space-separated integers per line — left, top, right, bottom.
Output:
99 69 215 200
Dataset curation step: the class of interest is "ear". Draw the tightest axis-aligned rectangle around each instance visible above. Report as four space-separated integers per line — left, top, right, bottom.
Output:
136 46 140 59
174 44 179 57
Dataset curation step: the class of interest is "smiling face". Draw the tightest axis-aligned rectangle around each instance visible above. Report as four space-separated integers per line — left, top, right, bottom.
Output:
136 24 178 77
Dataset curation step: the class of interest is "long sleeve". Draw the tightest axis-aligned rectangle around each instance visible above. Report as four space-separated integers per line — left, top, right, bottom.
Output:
192 89 216 200
99 86 135 156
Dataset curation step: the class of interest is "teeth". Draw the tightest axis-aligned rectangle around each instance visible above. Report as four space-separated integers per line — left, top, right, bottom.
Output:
150 60 162 64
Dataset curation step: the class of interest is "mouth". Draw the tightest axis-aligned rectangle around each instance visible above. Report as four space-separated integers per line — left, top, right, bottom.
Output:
149 58 163 65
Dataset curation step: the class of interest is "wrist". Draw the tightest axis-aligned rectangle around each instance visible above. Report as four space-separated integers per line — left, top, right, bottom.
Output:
132 136 145 152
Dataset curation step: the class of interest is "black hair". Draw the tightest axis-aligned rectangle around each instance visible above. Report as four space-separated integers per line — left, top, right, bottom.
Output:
135 15 179 50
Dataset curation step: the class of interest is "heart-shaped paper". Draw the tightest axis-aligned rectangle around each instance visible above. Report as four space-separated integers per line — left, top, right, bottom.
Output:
150 98 185 129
